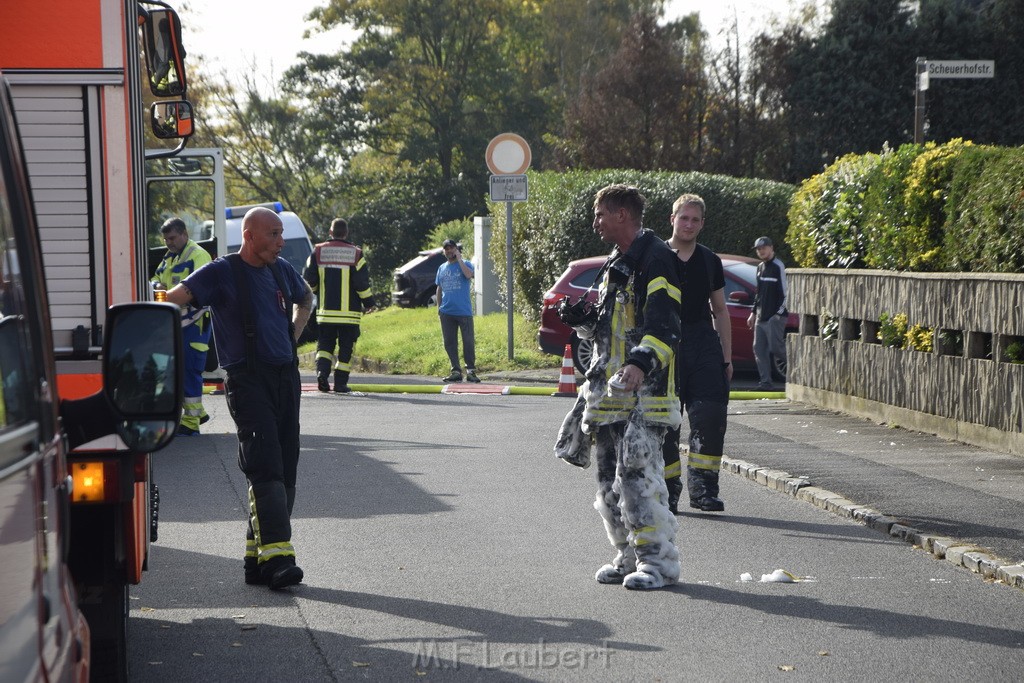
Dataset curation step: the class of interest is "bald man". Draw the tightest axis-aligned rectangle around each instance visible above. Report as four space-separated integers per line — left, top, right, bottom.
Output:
167 206 314 590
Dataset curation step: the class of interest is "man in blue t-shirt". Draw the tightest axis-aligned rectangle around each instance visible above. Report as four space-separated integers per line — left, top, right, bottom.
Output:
434 239 479 383
166 207 314 591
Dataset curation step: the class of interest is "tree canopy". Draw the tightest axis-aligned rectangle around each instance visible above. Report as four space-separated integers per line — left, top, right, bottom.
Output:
183 0 1024 288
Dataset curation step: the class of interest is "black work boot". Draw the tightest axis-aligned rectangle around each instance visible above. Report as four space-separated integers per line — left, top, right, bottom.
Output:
688 467 725 512
666 476 684 515
244 557 265 585
316 358 332 392
260 556 304 590
334 370 351 393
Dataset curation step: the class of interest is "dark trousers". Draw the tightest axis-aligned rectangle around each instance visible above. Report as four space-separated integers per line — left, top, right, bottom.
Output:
439 312 475 371
663 323 730 503
225 362 301 565
316 322 360 377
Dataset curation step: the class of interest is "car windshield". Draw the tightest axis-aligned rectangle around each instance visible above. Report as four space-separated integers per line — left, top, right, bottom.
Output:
280 238 312 274
724 261 757 286
399 251 441 272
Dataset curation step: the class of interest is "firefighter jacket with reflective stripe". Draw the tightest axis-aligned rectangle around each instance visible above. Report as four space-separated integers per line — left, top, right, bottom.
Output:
582 229 682 429
303 239 374 325
153 239 211 330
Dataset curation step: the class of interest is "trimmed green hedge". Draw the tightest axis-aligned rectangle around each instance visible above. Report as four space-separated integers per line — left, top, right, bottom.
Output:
486 170 795 321
788 139 1024 273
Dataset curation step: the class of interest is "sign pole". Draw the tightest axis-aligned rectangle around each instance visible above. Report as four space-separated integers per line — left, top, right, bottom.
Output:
914 58 994 145
914 57 927 144
505 200 514 360
485 133 532 363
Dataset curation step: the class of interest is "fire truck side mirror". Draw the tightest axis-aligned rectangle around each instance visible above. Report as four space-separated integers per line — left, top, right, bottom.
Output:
102 303 183 453
150 100 194 140
140 8 188 97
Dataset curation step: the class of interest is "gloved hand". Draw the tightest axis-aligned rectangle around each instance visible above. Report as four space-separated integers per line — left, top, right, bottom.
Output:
558 296 598 339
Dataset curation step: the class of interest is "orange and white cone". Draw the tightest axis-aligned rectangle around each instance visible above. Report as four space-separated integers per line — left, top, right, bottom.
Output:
553 344 579 397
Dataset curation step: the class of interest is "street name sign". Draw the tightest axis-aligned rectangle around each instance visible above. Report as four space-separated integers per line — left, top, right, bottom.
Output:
926 60 995 79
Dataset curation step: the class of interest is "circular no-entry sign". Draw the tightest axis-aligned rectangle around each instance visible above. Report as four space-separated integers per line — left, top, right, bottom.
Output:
486 133 532 175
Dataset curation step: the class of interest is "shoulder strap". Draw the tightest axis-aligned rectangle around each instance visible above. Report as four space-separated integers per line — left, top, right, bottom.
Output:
225 254 257 372
267 259 298 362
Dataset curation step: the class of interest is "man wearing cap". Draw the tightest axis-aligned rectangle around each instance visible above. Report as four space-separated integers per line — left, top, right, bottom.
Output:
435 239 480 383
747 236 788 391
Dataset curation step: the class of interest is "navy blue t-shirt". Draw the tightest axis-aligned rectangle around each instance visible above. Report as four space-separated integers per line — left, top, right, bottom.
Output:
183 256 306 369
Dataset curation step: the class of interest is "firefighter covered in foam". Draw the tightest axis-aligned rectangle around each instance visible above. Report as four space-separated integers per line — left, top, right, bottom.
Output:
554 185 682 590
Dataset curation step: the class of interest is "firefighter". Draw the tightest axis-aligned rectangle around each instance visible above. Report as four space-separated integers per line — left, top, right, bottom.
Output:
303 218 375 393
662 194 731 513
557 184 683 590
152 217 211 435
166 207 314 589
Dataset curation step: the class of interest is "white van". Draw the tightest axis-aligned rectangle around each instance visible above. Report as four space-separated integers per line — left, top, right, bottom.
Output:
225 201 314 274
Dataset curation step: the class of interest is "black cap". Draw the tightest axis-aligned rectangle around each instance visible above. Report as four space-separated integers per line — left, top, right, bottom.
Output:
442 239 457 248
753 236 773 249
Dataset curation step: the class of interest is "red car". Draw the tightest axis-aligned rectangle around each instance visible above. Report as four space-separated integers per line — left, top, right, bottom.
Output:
538 254 798 375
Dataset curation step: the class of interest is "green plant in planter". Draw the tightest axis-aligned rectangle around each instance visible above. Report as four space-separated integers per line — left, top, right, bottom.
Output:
820 310 839 341
878 312 908 348
1006 341 1024 364
905 324 933 352
938 330 963 356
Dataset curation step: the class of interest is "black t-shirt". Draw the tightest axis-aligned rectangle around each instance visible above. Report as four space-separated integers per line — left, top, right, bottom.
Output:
673 243 725 324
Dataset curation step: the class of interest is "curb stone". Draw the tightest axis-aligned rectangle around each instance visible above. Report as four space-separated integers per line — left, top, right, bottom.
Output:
723 455 1024 592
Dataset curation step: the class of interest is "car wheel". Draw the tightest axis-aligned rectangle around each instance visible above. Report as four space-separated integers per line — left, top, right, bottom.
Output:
569 332 594 375
418 290 437 307
772 356 787 383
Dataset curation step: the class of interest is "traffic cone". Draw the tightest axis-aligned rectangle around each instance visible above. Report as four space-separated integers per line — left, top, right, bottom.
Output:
553 344 579 397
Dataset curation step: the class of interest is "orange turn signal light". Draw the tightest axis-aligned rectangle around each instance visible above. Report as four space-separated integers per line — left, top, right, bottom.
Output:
71 461 111 503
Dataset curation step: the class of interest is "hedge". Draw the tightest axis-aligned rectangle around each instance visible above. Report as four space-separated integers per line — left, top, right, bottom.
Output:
787 139 1024 273
484 170 796 321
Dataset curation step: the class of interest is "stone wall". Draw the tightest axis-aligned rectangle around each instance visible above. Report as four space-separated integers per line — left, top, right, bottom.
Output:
787 269 1024 455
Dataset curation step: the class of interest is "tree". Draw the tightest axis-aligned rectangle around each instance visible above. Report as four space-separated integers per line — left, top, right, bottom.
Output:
563 11 706 171
309 0 508 184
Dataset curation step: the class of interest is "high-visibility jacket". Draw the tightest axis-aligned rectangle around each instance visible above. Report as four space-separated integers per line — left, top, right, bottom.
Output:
153 239 211 330
303 238 374 325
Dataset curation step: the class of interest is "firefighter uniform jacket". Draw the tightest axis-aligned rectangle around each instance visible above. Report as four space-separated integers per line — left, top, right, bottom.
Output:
581 229 682 429
153 239 211 330
304 238 374 325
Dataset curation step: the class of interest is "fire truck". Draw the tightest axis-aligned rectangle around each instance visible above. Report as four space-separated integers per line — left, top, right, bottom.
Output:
0 1 196 680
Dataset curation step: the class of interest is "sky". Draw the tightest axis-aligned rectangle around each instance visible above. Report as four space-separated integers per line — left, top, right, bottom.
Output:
183 1 813 93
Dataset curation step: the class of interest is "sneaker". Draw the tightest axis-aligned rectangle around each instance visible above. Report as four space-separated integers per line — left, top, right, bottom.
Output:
465 371 481 383
441 371 462 383
317 377 330 392
176 425 200 437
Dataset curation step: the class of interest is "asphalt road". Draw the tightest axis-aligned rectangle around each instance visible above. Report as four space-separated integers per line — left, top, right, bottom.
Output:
129 389 1024 681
